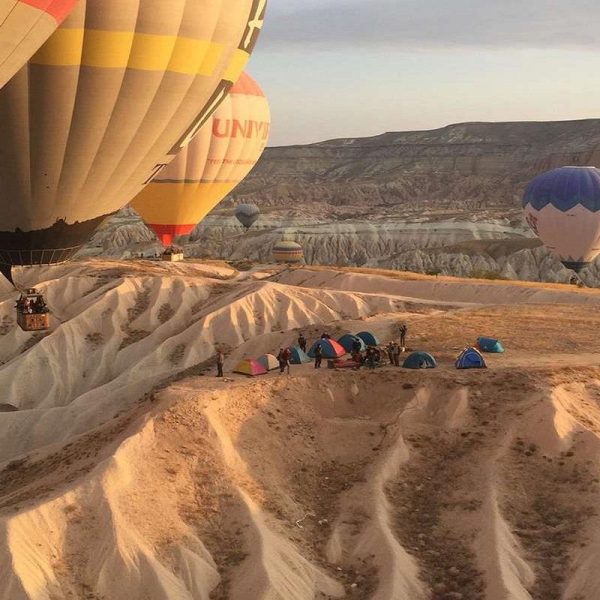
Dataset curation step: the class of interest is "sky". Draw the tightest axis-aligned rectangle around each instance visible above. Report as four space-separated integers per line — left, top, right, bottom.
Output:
248 0 600 146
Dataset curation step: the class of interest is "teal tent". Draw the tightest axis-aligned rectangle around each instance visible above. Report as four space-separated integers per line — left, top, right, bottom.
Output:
289 346 311 364
456 347 487 369
477 337 504 353
403 352 437 369
338 334 366 353
356 331 379 346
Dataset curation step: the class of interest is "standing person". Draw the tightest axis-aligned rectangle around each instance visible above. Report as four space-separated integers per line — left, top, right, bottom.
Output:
386 342 394 364
277 348 287 374
298 333 307 353
366 347 376 370
282 347 291 374
399 323 408 350
216 349 224 378
392 342 401 367
314 343 323 369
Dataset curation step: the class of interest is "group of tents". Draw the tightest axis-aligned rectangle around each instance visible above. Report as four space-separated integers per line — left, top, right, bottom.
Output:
232 333 505 377
407 338 505 370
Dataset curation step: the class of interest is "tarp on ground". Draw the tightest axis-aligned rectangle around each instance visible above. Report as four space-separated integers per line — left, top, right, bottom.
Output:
233 359 268 377
403 351 437 369
307 338 346 359
456 347 487 369
356 331 379 347
258 353 279 371
338 334 366 353
289 346 311 364
477 337 505 353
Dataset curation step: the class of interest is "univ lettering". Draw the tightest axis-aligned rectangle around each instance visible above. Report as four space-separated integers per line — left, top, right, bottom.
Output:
213 119 270 140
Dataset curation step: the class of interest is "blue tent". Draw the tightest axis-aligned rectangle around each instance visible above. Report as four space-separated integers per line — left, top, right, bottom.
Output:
307 338 346 359
403 352 437 369
456 347 487 369
356 331 379 347
289 346 311 364
338 334 366 353
477 337 504 353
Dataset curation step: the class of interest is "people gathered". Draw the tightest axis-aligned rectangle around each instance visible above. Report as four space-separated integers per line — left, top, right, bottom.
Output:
224 326 411 378
16 289 49 315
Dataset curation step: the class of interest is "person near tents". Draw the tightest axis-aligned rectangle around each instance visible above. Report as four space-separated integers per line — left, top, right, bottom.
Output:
352 339 362 354
386 342 394 364
399 323 408 349
314 343 323 369
392 342 401 366
366 347 376 370
298 333 307 353
216 350 224 378
277 348 291 374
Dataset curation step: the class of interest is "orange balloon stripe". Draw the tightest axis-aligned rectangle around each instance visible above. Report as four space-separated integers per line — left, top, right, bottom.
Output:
20 0 75 22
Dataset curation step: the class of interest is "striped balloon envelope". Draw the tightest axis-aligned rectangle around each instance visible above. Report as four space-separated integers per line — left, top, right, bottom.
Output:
523 166 600 273
0 0 78 89
272 240 304 264
0 0 267 282
132 72 270 247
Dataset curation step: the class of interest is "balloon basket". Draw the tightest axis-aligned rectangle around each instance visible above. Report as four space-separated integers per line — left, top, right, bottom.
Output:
17 312 49 332
161 253 184 263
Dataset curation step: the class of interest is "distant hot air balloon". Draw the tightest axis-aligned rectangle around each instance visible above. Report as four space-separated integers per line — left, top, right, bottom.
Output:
272 240 304 264
0 0 267 282
0 0 78 89
132 72 270 247
235 203 261 230
523 166 600 273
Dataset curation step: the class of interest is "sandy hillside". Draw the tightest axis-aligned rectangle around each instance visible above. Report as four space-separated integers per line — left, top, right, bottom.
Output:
1 260 600 600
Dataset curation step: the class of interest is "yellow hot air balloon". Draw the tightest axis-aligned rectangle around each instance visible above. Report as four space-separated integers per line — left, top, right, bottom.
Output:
0 0 78 89
0 0 267 282
131 71 270 247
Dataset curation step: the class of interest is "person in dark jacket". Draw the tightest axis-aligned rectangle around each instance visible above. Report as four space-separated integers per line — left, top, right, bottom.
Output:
298 333 307 353
314 343 323 369
366 347 376 370
277 348 291 374
399 323 408 349
216 350 224 378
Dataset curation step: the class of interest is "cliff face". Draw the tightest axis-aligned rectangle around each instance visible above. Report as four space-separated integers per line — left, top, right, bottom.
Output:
223 119 600 214
85 119 600 285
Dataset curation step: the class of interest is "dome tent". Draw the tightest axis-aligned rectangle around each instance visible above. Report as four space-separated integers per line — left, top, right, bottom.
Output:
477 337 504 353
403 352 437 369
338 334 366 353
356 331 379 347
258 354 279 371
307 339 346 359
289 346 311 364
233 359 268 377
456 348 487 369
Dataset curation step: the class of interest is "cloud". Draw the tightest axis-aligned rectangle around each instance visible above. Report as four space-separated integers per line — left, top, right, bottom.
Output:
262 0 600 50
